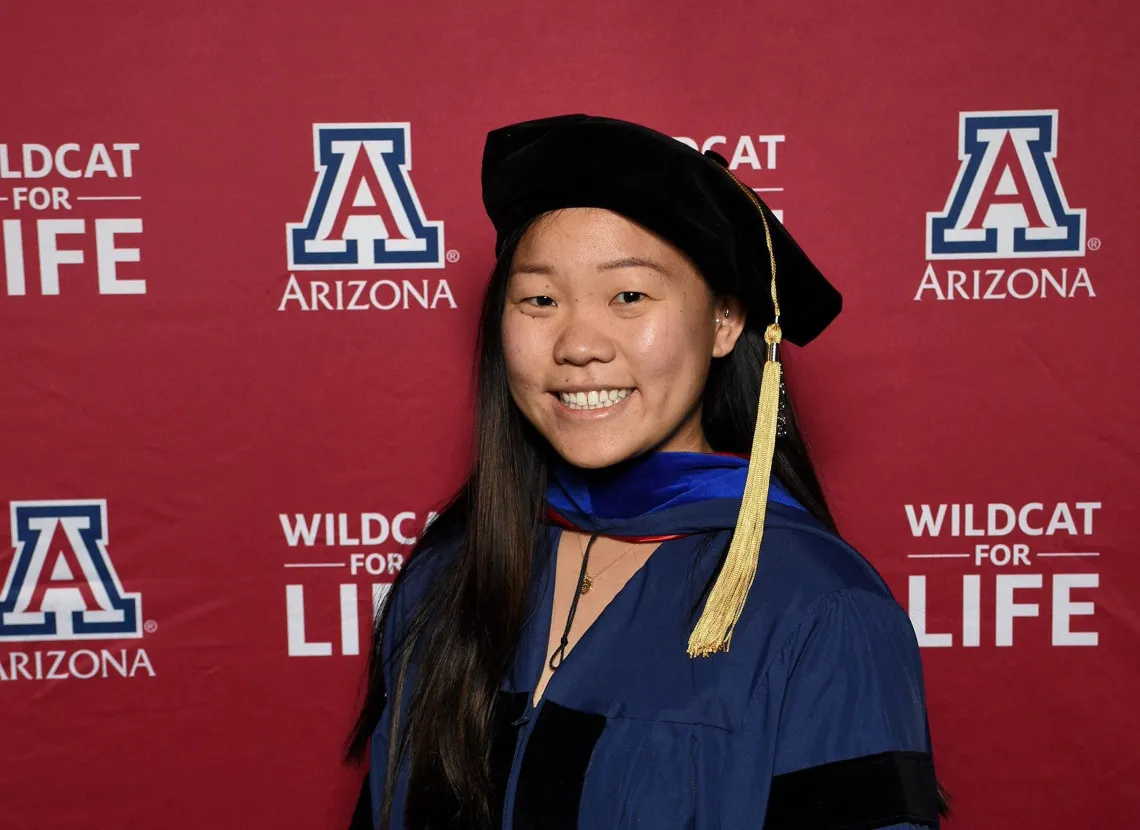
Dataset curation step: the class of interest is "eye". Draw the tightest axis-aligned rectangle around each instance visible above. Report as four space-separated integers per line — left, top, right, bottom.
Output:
614 291 645 304
523 296 556 308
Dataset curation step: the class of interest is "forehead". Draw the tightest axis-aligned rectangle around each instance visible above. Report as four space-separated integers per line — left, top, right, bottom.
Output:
513 207 698 273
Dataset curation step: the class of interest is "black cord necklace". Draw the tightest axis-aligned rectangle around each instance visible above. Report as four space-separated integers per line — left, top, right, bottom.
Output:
548 532 598 671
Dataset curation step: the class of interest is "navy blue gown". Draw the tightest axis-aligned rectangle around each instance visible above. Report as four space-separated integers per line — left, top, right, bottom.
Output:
364 453 939 829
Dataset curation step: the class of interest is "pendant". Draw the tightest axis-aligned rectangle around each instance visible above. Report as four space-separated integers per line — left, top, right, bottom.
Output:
579 575 593 595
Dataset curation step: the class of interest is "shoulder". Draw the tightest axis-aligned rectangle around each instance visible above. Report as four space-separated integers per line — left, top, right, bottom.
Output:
757 502 897 606
379 530 462 663
725 503 914 661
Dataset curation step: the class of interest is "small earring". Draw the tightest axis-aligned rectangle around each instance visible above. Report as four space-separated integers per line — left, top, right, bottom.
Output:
776 377 790 438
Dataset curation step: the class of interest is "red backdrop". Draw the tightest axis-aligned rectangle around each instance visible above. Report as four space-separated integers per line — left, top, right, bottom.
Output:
2 1 1137 827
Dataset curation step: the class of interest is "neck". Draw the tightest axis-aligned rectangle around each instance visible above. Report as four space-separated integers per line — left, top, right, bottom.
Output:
651 408 713 455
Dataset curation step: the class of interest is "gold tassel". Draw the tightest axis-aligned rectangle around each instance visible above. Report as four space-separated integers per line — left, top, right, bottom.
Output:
688 164 783 658
687 323 782 657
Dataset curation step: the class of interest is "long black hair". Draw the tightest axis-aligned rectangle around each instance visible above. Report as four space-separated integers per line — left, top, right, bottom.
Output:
346 220 946 827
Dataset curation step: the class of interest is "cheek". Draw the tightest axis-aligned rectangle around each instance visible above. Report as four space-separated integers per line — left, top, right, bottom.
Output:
626 309 712 391
501 317 547 390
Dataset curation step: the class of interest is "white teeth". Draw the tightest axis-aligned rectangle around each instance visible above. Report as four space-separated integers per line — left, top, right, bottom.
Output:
558 388 632 410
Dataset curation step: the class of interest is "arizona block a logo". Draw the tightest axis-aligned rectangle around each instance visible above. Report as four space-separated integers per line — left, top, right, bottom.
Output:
926 110 1086 259
287 123 443 270
0 500 141 641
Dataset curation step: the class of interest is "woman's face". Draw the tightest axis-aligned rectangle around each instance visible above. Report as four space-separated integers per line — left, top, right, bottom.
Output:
501 208 746 470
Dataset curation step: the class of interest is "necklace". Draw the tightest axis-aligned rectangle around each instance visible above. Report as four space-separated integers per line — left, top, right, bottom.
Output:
548 533 643 672
575 532 638 595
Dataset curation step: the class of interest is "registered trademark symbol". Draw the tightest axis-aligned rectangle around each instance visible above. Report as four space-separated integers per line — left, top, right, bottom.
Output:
1087 237 1101 251
144 620 158 634
446 249 460 263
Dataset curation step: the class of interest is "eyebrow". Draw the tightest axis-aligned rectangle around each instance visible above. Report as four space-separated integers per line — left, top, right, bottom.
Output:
597 256 670 276
510 256 670 277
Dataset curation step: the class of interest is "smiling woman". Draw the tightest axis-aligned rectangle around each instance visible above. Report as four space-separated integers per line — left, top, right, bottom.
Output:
502 208 745 468
346 115 946 830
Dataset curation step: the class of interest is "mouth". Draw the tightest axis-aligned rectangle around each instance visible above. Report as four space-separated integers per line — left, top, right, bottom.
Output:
551 387 635 412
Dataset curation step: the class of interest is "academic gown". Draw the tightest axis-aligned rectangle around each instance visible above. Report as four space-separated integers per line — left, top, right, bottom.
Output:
359 454 939 830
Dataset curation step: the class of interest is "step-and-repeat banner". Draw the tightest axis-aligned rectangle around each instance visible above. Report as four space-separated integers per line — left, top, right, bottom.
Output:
2 1 1136 827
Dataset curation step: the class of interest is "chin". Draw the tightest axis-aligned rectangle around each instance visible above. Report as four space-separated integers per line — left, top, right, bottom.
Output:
548 439 645 471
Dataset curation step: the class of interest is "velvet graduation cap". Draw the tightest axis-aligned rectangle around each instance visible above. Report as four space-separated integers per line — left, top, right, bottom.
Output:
481 114 842 657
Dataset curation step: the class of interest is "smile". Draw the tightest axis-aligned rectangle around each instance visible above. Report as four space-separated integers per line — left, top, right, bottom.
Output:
555 388 634 410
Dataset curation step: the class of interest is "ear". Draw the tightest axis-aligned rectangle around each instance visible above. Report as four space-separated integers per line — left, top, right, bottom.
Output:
711 295 747 358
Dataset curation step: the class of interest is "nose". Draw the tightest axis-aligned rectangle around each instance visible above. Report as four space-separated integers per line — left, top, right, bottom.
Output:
551 308 617 367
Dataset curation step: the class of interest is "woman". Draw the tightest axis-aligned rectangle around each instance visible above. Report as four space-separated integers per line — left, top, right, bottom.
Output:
346 114 944 830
